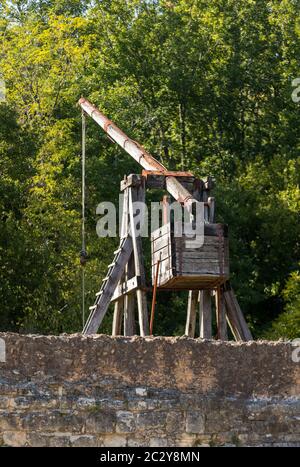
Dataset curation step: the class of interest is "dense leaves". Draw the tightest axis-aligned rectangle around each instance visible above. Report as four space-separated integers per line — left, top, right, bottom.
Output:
0 0 299 338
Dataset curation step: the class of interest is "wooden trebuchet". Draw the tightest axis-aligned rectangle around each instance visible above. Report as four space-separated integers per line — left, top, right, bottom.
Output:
79 98 253 341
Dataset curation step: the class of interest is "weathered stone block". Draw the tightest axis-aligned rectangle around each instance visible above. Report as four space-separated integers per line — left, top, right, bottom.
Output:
149 437 169 447
136 388 147 397
3 431 27 447
70 435 98 447
20 411 84 433
102 434 127 447
116 411 136 433
166 411 184 433
86 410 116 434
186 411 205 434
126 436 148 447
136 411 167 430
27 432 50 447
47 435 71 447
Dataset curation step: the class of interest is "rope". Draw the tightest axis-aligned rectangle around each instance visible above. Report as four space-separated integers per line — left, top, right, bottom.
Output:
81 110 86 329
82 110 86 255
82 268 85 330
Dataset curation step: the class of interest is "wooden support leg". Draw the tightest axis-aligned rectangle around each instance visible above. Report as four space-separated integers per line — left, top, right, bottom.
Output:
123 252 136 336
230 288 252 341
112 186 129 338
208 197 215 223
112 298 124 336
129 184 149 336
136 289 149 337
215 286 228 340
224 290 244 341
124 293 136 336
185 290 198 337
199 290 212 339
162 195 170 225
224 283 252 341
183 181 203 338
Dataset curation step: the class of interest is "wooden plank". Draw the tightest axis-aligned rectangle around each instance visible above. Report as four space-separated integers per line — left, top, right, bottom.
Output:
124 253 136 336
208 197 215 223
175 251 229 262
151 256 173 284
225 298 243 341
224 288 244 341
144 173 195 191
120 187 129 238
174 239 229 253
173 222 228 238
202 189 209 221
162 195 170 225
120 174 143 191
124 293 136 335
151 223 171 241
177 249 229 259
112 192 128 335
143 170 194 177
186 181 201 325
111 276 141 302
83 236 133 335
157 274 224 286
152 232 171 253
185 290 198 337
174 236 229 249
215 286 228 340
176 260 229 276
129 186 145 282
199 290 212 339
227 287 253 341
136 289 148 336
177 256 229 265
129 186 149 336
112 298 124 336
152 247 172 264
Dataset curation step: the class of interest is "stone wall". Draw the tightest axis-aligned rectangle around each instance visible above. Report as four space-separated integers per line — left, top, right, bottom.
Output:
0 333 299 447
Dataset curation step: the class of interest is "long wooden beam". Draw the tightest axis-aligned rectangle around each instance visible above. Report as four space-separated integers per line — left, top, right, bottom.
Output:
78 98 198 211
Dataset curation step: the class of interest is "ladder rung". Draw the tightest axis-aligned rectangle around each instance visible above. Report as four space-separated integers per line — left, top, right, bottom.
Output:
102 276 109 282
108 262 116 268
89 305 97 311
114 248 122 254
95 291 103 297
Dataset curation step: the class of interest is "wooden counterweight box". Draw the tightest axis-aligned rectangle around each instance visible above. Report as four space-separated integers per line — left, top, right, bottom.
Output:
151 222 229 290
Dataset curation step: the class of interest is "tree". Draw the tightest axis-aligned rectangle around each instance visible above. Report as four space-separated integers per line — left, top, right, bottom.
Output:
0 0 299 337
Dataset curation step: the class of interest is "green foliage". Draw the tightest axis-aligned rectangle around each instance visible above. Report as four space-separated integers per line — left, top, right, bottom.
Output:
0 0 299 337
263 270 300 340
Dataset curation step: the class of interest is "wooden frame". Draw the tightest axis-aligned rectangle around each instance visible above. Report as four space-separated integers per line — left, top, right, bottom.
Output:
83 172 252 342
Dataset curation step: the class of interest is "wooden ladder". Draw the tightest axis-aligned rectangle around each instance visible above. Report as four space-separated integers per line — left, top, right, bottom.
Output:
83 236 133 335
